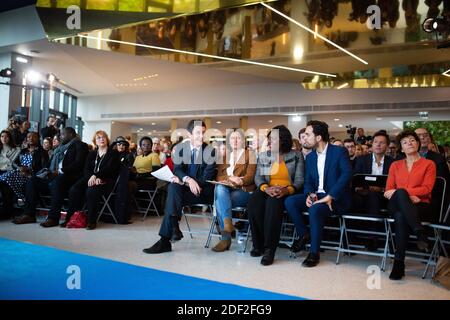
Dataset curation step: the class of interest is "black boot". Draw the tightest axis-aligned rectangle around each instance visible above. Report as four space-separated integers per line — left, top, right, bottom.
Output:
389 259 405 280
290 234 310 253
260 249 275 266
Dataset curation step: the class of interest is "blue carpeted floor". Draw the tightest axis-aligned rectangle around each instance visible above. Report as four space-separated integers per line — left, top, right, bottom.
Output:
0 237 303 300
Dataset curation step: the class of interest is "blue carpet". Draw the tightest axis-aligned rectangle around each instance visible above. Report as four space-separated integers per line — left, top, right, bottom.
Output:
0 238 303 300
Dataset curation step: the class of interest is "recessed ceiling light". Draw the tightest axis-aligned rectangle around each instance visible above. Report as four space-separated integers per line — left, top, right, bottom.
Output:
216 121 222 124
338 124 343 128
292 115 302 122
16 56 28 63
268 120 273 123
152 122 156 125
334 118 340 121
376 117 382 121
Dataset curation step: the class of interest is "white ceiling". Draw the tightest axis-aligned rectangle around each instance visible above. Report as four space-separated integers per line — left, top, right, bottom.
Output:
0 39 284 96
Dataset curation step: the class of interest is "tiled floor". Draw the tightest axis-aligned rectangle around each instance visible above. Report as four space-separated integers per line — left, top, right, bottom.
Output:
0 214 448 300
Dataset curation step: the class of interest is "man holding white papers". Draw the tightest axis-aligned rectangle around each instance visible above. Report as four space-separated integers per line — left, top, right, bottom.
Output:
143 120 217 254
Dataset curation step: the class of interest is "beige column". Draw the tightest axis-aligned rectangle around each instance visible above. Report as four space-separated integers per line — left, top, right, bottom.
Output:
170 118 177 131
239 116 248 131
203 117 212 129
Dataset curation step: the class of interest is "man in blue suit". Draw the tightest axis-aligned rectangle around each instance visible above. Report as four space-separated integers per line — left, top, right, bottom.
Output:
285 121 352 267
143 120 217 254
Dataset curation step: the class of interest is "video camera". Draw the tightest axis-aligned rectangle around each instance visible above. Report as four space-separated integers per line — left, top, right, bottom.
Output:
346 125 357 140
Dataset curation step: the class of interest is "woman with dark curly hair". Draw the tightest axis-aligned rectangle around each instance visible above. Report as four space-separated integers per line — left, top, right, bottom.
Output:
247 125 304 266
384 129 436 280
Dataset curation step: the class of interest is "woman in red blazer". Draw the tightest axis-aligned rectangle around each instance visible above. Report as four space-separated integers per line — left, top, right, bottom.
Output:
384 130 436 280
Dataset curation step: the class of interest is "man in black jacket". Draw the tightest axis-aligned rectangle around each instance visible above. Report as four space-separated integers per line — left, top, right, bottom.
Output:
143 120 217 254
352 130 394 215
40 115 59 142
15 127 88 226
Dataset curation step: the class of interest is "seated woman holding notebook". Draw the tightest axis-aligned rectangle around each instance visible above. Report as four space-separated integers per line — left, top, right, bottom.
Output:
212 128 257 252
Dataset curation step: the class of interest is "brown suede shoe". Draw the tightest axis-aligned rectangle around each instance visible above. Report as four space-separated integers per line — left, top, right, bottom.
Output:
13 214 36 224
223 218 234 234
212 239 231 252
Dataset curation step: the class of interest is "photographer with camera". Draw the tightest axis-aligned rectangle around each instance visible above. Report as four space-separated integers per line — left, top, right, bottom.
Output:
40 115 59 143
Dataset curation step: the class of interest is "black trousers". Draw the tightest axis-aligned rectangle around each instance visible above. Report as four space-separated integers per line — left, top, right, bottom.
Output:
24 174 78 220
0 180 14 218
388 189 431 261
158 183 213 239
247 189 287 252
352 190 387 215
67 178 114 224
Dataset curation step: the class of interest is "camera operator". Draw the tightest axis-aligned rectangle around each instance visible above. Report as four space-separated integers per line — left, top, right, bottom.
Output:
40 115 59 142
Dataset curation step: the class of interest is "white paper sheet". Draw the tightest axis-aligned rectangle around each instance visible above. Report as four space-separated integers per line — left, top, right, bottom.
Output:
151 165 175 182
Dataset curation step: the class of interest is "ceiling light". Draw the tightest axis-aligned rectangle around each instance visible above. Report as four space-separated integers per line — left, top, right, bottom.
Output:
216 121 222 124
292 115 302 122
261 2 368 65
268 120 273 123
76 34 336 78
338 124 343 128
334 118 340 121
152 122 156 125
376 117 382 121
139 128 143 131
16 56 28 64
337 83 349 90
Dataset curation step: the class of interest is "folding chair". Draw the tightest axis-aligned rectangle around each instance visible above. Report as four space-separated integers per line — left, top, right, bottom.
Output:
387 176 447 265
280 213 297 249
181 203 214 239
205 207 251 253
422 203 450 279
134 185 160 220
97 176 121 224
336 174 391 271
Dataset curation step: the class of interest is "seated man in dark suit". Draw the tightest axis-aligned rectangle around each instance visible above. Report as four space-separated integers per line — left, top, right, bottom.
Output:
352 130 394 215
143 120 217 254
20 127 89 227
285 120 352 267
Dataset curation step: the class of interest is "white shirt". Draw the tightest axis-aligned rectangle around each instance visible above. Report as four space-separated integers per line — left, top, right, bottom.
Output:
371 154 385 175
316 143 328 194
226 149 244 177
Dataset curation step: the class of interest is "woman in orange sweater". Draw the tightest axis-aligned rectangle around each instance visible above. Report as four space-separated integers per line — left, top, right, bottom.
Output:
384 130 436 280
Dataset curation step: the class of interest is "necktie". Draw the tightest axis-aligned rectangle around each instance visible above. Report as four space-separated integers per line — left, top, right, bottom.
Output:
188 148 197 178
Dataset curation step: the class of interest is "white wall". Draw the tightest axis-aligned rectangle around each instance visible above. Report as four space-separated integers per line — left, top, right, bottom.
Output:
78 82 450 122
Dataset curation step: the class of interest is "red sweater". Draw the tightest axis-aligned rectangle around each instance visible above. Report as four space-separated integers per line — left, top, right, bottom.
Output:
386 157 436 203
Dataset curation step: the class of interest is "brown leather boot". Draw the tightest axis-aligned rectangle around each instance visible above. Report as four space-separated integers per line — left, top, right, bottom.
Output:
223 218 234 233
212 239 231 252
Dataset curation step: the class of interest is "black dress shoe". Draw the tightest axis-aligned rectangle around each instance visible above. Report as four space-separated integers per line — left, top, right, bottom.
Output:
86 223 97 230
40 218 59 228
143 239 172 254
302 252 320 268
290 234 310 253
13 214 36 224
171 227 184 241
389 259 405 280
260 249 275 266
250 248 262 257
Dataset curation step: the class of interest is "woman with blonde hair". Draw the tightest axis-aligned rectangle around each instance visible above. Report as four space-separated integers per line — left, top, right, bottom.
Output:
212 129 257 252
64 131 120 229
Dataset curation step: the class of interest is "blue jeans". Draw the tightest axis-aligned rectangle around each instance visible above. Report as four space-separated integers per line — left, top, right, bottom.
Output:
284 193 333 255
214 184 250 240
